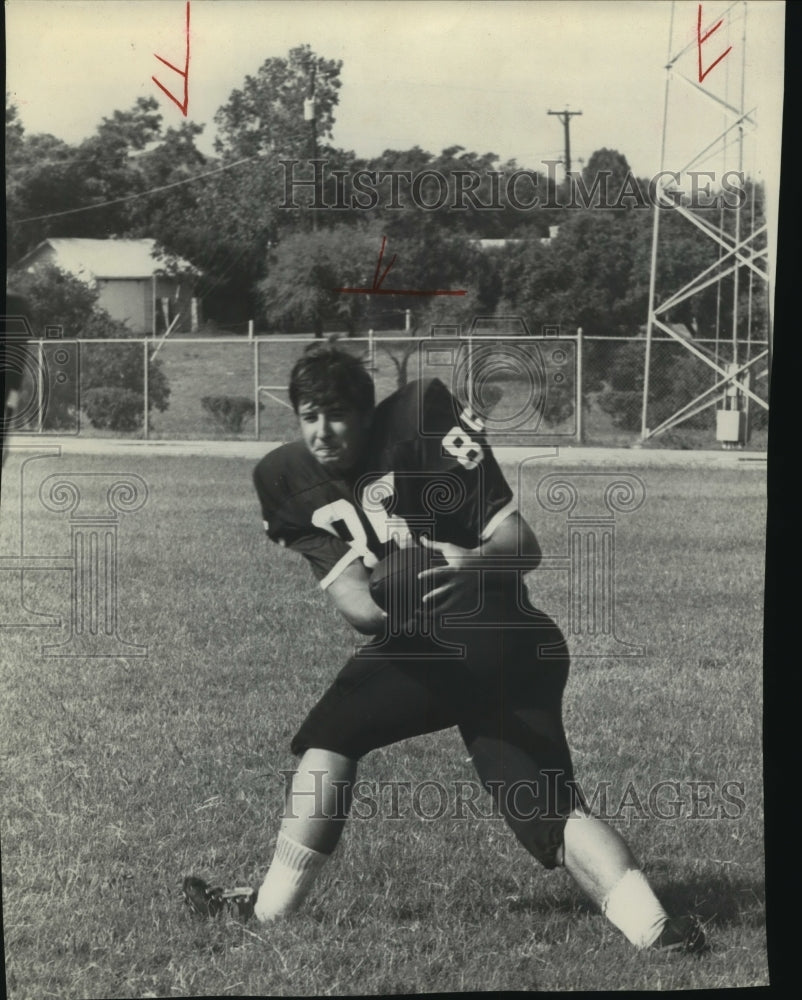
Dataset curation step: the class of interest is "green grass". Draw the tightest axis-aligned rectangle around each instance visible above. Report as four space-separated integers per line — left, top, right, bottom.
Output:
0 455 767 995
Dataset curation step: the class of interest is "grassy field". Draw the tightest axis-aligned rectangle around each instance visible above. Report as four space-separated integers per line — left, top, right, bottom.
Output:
0 453 767 996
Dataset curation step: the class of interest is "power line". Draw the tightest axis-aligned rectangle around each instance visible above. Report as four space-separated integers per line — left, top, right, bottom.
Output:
14 152 262 224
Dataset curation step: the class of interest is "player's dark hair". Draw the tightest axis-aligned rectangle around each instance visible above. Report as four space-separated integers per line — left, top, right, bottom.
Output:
289 341 375 415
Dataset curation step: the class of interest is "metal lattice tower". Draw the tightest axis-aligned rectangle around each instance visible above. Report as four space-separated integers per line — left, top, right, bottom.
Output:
641 0 779 443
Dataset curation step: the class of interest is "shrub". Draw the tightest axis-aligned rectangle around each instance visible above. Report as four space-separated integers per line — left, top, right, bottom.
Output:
595 341 719 433
201 395 262 433
82 342 170 405
82 388 146 431
78 341 170 431
597 389 643 430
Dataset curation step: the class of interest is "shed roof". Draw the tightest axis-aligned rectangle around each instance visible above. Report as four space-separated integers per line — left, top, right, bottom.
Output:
17 238 198 280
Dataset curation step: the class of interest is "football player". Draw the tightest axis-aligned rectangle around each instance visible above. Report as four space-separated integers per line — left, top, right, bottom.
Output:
184 343 704 953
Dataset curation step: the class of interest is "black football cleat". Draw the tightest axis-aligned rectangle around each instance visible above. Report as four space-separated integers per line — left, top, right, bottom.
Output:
653 915 707 954
183 876 257 921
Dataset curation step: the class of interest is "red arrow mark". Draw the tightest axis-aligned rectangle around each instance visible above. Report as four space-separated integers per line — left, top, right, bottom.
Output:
152 1 190 116
334 237 467 296
697 3 732 84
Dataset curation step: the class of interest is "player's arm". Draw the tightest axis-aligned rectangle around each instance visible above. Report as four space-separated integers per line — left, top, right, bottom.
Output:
324 558 388 635
419 511 541 608
476 509 541 568
253 463 385 635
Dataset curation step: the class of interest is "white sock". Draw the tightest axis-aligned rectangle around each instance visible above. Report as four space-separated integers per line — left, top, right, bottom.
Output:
253 832 329 922
601 868 669 948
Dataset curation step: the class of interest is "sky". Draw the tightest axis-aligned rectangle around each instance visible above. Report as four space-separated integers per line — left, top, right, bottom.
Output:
5 0 786 182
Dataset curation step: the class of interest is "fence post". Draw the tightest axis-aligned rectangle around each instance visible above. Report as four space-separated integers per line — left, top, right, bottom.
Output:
37 341 44 434
143 339 149 440
254 338 260 440
467 334 474 408
576 327 584 445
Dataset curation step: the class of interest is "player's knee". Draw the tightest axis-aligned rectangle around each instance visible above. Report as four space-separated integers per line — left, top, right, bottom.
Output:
301 747 358 769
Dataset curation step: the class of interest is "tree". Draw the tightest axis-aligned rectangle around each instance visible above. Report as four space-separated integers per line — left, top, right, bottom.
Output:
495 202 657 337
258 224 382 336
164 45 344 319
7 97 168 259
10 264 100 337
214 44 342 160
127 120 207 237
5 96 24 164
344 145 558 241
258 222 494 338
63 97 164 237
6 128 80 261
9 265 170 431
6 99 27 257
572 148 635 208
126 120 216 293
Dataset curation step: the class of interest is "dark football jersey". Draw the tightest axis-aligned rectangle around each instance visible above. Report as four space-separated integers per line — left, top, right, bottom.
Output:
253 378 516 589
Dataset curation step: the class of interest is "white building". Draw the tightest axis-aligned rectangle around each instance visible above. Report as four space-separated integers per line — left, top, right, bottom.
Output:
14 238 200 334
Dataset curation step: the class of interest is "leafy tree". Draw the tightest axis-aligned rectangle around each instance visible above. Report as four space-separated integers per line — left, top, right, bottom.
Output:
9 265 170 430
161 45 345 319
10 265 101 336
6 98 28 258
495 187 723 340
214 44 342 160
127 120 208 238
93 97 163 151
596 341 713 431
5 97 24 166
345 145 558 240
62 97 164 238
258 223 382 336
258 222 493 338
570 148 635 208
6 129 81 262
126 120 218 297
7 97 167 259
379 339 420 389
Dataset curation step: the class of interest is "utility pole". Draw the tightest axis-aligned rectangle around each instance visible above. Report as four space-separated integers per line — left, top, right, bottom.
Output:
304 62 318 232
547 108 582 178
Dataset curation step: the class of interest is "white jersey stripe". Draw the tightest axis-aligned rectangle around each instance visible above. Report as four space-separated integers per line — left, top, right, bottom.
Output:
480 501 518 542
318 547 363 590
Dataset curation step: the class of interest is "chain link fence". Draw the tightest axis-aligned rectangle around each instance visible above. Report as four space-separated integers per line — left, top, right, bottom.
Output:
7 331 769 449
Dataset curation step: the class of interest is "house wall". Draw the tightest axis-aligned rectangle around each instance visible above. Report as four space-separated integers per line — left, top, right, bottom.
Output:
96 279 151 333
18 245 195 334
96 277 187 334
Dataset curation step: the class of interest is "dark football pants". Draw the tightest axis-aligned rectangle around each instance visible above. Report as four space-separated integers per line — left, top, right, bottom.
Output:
291 603 580 869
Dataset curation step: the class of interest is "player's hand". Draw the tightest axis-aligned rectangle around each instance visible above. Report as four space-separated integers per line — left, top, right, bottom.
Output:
418 536 480 614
